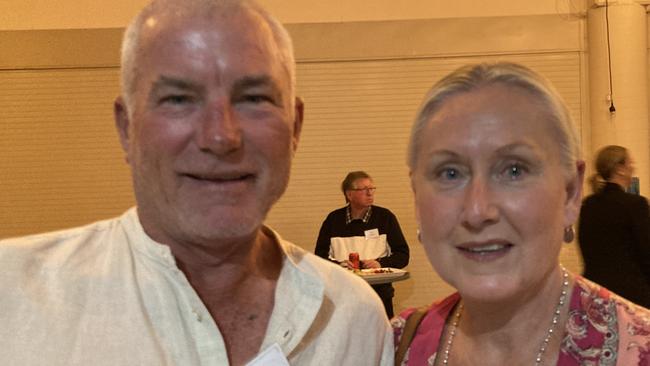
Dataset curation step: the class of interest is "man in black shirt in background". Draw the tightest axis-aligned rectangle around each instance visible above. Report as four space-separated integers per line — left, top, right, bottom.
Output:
315 171 410 318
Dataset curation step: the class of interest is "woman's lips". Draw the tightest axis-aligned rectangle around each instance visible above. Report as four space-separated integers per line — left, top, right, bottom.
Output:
456 241 514 261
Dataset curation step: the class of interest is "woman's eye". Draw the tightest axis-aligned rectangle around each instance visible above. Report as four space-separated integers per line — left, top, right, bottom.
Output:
443 168 458 180
437 167 462 181
428 165 467 189
502 163 527 180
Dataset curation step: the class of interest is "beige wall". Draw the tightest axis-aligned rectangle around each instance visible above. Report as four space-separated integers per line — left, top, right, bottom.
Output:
1 9 589 313
0 0 585 30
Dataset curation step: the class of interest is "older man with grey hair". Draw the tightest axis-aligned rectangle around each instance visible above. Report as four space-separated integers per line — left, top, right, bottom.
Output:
0 1 393 365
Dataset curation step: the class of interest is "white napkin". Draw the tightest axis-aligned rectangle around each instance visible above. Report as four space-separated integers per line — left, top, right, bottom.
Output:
246 343 290 366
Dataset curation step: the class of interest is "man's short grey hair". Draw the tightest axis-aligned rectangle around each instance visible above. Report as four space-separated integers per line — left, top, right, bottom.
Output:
407 62 581 178
119 0 296 114
341 171 372 203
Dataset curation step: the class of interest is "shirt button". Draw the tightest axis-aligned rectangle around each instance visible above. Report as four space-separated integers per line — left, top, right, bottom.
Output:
192 309 203 322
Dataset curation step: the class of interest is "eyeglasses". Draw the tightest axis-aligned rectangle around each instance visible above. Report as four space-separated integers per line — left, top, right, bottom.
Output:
350 187 376 193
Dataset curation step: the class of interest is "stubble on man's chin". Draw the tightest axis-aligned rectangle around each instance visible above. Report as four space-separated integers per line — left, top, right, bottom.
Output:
178 192 280 245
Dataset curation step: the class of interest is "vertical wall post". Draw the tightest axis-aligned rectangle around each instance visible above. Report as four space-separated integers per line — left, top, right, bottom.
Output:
587 1 649 194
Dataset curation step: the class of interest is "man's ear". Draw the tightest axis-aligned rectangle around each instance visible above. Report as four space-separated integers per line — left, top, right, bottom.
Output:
291 97 304 153
564 160 586 226
114 96 132 163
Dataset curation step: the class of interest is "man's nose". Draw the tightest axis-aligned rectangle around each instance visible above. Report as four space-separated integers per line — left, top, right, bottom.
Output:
460 176 499 230
196 105 242 154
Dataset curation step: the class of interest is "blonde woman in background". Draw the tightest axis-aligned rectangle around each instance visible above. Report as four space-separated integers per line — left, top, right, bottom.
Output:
393 62 650 366
578 145 650 308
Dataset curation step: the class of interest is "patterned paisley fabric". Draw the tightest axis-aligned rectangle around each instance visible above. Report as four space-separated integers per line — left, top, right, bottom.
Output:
393 276 650 366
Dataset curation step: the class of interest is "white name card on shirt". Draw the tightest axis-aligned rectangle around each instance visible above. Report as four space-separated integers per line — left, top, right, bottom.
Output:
246 343 290 366
364 228 380 240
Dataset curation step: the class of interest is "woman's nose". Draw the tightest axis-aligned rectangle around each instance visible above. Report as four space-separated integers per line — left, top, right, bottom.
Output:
460 176 499 230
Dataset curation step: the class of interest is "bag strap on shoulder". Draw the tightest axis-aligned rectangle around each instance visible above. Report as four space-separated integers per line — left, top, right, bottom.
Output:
394 306 429 366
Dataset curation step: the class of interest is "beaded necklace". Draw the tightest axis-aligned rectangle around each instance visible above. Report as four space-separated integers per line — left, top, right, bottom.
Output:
441 267 570 365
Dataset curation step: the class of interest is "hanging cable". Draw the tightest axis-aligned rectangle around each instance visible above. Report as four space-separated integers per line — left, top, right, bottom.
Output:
605 0 616 113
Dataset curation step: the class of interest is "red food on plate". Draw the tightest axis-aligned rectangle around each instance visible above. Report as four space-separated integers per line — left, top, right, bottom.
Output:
349 252 360 269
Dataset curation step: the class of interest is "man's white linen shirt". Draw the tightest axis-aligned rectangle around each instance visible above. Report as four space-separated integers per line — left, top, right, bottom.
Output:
0 208 393 365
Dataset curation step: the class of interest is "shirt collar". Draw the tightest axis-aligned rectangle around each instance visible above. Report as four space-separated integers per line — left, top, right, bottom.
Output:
345 204 372 225
124 209 326 357
121 207 177 267
260 226 325 356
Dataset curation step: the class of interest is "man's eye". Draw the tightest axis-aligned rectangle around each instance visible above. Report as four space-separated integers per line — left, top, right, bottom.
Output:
242 94 272 104
161 95 191 105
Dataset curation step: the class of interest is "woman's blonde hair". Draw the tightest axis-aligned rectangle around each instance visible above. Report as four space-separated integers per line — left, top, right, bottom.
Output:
589 145 629 192
407 62 581 178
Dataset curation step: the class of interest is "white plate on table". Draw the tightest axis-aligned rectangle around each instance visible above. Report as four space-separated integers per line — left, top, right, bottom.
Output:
357 268 407 282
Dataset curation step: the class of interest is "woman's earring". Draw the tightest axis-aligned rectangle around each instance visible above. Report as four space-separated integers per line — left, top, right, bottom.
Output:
416 229 421 242
563 226 575 243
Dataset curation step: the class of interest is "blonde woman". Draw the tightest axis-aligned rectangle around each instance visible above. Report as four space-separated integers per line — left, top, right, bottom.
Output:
578 145 650 308
394 62 650 366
